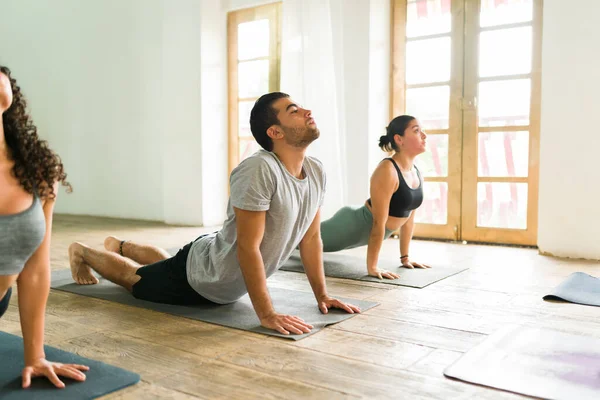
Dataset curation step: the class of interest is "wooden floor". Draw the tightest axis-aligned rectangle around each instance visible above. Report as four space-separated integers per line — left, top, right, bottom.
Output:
3 215 600 399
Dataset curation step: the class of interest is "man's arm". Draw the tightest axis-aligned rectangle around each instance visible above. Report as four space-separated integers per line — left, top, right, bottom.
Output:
298 209 361 315
234 207 313 335
298 209 327 301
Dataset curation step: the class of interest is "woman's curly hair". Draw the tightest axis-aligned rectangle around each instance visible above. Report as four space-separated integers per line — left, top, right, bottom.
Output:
1 66 71 199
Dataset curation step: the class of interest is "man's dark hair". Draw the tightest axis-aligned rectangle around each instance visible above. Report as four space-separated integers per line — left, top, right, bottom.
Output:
249 92 290 151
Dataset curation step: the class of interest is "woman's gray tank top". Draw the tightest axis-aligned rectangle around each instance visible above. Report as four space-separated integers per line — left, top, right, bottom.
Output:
0 195 46 275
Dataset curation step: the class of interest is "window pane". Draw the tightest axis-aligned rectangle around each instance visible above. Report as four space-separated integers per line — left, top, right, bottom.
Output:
238 60 269 98
406 37 451 84
406 86 450 129
418 134 448 177
478 79 530 127
478 131 529 177
239 138 261 162
238 19 270 61
477 182 527 229
415 182 448 224
479 27 532 77
238 101 254 138
480 0 533 28
407 0 452 38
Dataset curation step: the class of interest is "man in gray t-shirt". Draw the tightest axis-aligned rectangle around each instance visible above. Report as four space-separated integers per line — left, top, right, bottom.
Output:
69 92 360 336
186 148 325 305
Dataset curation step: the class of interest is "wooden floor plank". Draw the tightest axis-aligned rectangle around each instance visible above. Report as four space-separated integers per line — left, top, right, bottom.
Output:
98 380 202 400
288 328 434 369
217 340 476 399
155 360 357 400
333 314 487 352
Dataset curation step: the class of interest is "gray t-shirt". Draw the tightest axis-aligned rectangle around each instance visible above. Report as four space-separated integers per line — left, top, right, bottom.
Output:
186 149 326 304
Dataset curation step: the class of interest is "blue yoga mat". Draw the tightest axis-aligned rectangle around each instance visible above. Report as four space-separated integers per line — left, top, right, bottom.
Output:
543 272 600 307
0 331 140 399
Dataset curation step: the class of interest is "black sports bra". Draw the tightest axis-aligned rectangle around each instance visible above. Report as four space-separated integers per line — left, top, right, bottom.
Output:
368 158 424 218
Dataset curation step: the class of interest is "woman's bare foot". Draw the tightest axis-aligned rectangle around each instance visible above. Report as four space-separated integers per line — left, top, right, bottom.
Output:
68 243 99 285
103 236 124 254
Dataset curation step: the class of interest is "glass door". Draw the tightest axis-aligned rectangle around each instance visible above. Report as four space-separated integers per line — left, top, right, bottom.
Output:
392 0 465 240
461 0 541 245
392 0 542 245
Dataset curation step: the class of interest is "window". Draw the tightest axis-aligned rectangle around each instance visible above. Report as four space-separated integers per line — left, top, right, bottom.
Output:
392 0 542 245
227 3 282 173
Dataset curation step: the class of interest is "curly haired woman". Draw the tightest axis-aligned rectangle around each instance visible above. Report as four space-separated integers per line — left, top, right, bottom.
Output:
0 66 89 389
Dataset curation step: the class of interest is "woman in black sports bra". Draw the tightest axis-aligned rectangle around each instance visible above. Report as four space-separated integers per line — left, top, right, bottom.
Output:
319 115 430 279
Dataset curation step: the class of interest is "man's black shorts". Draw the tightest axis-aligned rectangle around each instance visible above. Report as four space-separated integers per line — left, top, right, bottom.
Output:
131 235 214 305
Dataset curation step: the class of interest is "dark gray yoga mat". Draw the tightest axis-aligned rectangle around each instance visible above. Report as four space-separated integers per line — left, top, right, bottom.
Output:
0 331 139 400
50 269 377 340
280 252 468 288
543 272 600 307
444 325 600 400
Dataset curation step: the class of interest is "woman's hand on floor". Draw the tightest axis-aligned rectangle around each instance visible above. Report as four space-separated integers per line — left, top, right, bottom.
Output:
368 268 400 280
260 312 313 335
22 358 89 389
317 295 361 315
401 259 431 269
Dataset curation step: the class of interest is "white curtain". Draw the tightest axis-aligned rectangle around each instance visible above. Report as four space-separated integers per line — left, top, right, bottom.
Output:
280 0 346 219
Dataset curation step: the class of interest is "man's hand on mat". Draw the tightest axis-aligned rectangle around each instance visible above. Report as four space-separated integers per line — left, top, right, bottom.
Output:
260 312 314 335
401 260 431 269
22 358 89 389
368 268 400 280
317 295 361 315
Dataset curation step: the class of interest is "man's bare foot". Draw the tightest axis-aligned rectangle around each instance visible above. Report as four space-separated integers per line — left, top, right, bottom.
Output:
103 236 123 254
68 243 99 285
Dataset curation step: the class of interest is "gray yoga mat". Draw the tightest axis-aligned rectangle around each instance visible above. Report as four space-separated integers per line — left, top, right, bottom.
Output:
543 272 600 307
280 252 468 288
50 269 377 340
0 331 139 400
444 325 600 400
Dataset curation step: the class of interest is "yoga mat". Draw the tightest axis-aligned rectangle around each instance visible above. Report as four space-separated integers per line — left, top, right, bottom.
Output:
50 269 377 340
0 331 139 400
543 272 600 307
444 325 600 400
280 252 468 288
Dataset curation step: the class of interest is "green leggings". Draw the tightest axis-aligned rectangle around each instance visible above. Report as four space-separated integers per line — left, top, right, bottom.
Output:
320 205 394 252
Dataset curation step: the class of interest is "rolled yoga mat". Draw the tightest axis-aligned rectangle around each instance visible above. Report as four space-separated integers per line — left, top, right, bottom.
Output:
50 269 378 341
280 252 468 288
0 331 139 400
543 272 600 307
444 325 600 400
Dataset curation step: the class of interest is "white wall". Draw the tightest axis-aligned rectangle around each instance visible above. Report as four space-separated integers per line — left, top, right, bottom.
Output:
0 0 228 226
332 0 371 205
161 0 203 225
367 0 392 177
538 0 600 259
334 0 391 205
0 0 165 220
223 0 276 11
200 1 229 226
